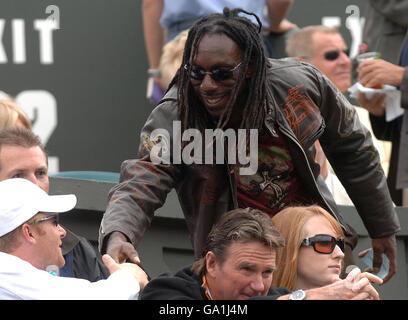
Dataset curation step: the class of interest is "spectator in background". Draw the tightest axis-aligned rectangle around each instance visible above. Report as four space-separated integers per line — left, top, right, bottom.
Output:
142 0 297 104
146 28 190 104
159 29 189 92
0 99 32 130
0 127 109 281
0 178 148 300
272 205 346 290
286 26 391 206
100 9 399 284
141 207 382 300
358 0 408 206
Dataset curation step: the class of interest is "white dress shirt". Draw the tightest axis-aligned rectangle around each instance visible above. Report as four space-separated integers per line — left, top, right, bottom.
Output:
0 252 140 300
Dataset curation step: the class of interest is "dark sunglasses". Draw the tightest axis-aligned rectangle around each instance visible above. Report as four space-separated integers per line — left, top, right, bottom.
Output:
301 234 345 254
184 62 242 82
36 214 59 227
324 49 350 61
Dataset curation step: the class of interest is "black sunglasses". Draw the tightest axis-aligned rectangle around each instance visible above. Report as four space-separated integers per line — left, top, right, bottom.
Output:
324 49 350 61
184 62 242 82
301 234 345 254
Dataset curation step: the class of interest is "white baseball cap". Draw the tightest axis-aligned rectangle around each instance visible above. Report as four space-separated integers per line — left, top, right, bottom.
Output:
0 178 77 237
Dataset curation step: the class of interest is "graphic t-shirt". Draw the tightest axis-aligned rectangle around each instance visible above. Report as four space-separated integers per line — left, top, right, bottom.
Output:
236 127 312 216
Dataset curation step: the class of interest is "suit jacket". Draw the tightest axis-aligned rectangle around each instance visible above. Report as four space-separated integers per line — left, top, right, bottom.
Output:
363 0 408 64
363 1 408 199
396 32 408 189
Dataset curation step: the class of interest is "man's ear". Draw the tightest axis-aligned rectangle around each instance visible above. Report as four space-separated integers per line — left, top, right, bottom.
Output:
20 223 36 244
205 251 217 277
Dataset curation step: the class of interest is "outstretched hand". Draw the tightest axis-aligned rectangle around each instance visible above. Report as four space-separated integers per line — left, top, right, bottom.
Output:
358 235 397 284
106 231 140 264
102 254 149 290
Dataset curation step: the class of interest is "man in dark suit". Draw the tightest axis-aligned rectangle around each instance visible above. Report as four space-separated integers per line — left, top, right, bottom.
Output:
358 0 408 205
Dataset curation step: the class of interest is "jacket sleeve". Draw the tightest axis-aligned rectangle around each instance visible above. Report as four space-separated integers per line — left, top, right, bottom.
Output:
369 114 401 142
309 65 400 238
99 97 181 252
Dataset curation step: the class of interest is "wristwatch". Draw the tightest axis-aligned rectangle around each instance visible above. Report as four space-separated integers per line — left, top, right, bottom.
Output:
288 289 306 300
147 68 161 78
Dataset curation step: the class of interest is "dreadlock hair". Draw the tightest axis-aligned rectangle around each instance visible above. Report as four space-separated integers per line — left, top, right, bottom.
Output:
176 7 271 134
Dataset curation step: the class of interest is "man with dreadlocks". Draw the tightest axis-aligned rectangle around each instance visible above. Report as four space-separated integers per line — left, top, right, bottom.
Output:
99 8 400 283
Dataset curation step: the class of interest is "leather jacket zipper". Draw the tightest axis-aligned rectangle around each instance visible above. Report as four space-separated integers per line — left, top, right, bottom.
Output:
225 118 345 231
272 124 346 229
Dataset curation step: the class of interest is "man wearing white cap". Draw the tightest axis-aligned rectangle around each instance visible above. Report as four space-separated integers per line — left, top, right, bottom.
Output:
0 178 148 300
0 127 109 281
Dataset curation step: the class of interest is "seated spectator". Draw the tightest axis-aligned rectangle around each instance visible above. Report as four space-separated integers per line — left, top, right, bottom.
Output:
272 205 346 290
286 25 391 205
0 99 32 130
141 207 382 300
0 178 148 299
0 127 109 281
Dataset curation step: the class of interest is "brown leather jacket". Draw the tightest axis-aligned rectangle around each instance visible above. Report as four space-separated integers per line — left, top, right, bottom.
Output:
99 58 400 257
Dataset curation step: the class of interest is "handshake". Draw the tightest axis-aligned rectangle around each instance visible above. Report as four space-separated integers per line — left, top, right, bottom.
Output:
102 254 149 290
